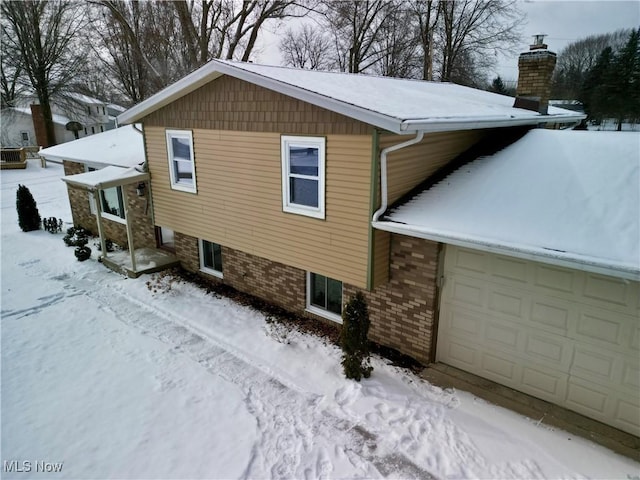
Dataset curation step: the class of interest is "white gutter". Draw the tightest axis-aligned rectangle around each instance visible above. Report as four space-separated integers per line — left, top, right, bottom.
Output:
372 131 424 222
372 220 640 282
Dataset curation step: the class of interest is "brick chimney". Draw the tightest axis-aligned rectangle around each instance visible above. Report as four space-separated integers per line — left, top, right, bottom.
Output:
30 104 53 147
515 34 557 114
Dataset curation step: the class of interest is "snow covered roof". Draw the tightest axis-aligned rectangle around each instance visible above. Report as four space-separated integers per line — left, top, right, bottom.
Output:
39 125 144 168
5 106 70 126
118 60 584 134
374 129 640 280
61 166 148 191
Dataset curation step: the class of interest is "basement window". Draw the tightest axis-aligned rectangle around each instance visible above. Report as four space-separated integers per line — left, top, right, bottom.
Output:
199 239 223 278
166 129 197 193
306 272 342 323
281 136 325 219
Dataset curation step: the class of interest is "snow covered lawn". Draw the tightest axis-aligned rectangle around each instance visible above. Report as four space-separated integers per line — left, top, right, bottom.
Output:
2 160 638 479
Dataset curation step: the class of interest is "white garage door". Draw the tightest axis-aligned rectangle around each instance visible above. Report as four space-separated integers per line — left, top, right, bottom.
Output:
438 246 640 435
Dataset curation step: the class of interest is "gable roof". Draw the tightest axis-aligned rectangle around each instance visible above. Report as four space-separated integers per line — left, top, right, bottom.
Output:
373 129 640 280
38 125 144 168
117 60 584 134
3 106 70 126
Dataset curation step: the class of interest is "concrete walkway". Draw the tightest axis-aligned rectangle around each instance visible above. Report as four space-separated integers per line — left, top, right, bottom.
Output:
421 363 639 461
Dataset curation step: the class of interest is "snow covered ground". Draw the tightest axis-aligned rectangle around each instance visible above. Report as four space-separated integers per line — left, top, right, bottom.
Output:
2 160 638 479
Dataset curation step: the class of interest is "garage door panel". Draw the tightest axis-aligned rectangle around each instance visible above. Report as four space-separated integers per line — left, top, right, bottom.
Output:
575 308 623 347
438 246 640 436
583 273 633 308
524 334 567 365
530 299 572 334
481 352 517 382
449 278 485 307
521 365 567 400
534 264 578 294
491 255 529 283
614 397 640 433
452 247 487 273
489 290 525 318
566 378 610 417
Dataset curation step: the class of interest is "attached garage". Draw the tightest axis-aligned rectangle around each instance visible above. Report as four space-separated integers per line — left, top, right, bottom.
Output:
438 246 639 435
373 129 639 435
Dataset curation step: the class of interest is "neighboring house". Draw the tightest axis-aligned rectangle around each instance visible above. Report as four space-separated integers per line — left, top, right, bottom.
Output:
1 93 117 148
68 38 635 436
0 106 74 147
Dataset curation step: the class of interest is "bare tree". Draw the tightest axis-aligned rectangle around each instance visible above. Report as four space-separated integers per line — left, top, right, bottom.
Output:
89 0 305 104
438 0 522 84
322 0 394 73
371 3 421 78
1 0 87 145
280 24 332 69
410 0 441 80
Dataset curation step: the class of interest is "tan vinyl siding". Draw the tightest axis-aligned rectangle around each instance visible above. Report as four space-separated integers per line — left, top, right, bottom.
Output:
146 127 373 288
381 130 485 204
143 75 372 136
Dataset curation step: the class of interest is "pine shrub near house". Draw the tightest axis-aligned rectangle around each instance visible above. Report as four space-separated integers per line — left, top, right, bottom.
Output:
340 292 373 381
16 184 41 232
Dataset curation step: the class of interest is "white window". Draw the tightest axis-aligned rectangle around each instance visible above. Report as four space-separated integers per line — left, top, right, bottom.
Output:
306 272 342 323
281 136 325 219
199 239 223 278
166 129 197 193
20 131 30 145
89 187 125 223
86 166 126 223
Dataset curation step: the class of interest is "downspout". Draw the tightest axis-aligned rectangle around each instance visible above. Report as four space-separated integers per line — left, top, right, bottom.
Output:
372 131 424 222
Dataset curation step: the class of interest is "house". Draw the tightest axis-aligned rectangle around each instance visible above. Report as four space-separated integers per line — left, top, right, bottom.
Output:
0 106 74 147
1 93 120 148
88 38 636 436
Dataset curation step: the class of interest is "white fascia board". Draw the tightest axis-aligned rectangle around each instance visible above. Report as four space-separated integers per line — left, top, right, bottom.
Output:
400 112 586 133
373 220 640 282
118 59 402 131
62 171 149 191
117 65 226 125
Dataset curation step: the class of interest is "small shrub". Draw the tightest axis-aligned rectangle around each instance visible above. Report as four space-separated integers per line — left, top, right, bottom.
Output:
340 292 373 381
43 217 63 233
63 226 90 247
264 316 291 344
146 271 178 295
16 184 41 232
74 246 91 261
94 238 114 252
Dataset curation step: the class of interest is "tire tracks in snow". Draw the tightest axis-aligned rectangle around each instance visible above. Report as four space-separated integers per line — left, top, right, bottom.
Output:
25 265 437 479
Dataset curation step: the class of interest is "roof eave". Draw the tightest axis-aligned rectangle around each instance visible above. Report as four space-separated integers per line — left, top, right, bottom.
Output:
61 171 149 191
372 220 640 282
400 112 586 133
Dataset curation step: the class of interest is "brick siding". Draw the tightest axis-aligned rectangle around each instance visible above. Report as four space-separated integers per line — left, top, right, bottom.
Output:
345 235 440 365
174 230 440 365
63 160 156 250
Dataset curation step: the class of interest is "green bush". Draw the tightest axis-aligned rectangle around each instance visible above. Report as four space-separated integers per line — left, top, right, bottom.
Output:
16 184 41 232
340 292 373 381
63 226 90 247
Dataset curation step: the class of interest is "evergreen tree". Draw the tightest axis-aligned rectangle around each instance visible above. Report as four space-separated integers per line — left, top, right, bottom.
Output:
340 292 373 381
490 76 507 95
16 184 41 232
581 28 640 129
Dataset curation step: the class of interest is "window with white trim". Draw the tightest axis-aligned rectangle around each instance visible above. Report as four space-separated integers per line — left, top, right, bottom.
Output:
86 166 126 223
166 129 196 193
199 239 223 278
307 272 342 322
281 136 325 219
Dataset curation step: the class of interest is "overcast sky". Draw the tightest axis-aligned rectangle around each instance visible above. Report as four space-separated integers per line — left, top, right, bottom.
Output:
256 0 640 83
496 0 640 81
